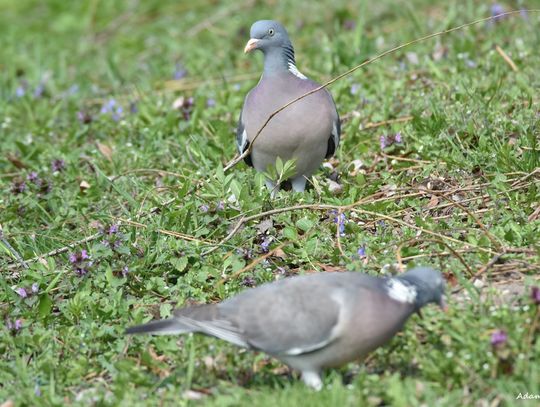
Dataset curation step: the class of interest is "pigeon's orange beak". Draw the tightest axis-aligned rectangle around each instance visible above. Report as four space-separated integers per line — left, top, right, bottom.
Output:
244 38 259 53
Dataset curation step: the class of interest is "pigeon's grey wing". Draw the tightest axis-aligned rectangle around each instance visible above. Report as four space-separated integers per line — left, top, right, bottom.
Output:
219 278 345 356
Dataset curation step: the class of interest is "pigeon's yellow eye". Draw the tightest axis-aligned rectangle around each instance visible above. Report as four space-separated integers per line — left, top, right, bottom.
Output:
268 28 275 36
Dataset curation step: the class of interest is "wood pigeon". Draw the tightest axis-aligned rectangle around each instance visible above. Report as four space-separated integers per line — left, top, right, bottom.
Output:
126 267 446 390
236 20 341 193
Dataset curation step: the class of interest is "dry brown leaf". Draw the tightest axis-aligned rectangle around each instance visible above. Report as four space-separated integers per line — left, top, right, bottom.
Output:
272 248 287 259
96 142 113 161
426 195 440 208
6 154 27 169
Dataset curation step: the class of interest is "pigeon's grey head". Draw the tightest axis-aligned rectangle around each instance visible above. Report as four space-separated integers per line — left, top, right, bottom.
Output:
398 267 447 311
244 20 291 54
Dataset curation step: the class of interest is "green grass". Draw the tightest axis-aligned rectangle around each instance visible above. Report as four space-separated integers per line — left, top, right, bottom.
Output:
1 0 539 405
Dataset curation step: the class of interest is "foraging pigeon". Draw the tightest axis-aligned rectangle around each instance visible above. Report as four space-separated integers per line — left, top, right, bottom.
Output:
237 20 340 193
126 267 446 390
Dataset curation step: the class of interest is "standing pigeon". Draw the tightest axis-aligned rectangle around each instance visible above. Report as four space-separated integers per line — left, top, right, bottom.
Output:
126 267 446 390
236 20 340 193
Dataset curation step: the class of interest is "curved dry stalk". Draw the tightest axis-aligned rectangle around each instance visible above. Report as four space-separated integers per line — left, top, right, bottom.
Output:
396 237 474 276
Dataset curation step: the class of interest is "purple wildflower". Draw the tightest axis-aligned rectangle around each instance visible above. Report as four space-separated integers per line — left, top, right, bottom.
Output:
15 86 26 98
490 330 508 347
34 83 45 98
27 172 40 184
531 286 540 305
199 204 210 213
260 238 271 253
350 83 360 95
173 63 188 80
216 201 225 211
357 246 366 257
31 283 39 293
68 84 79 95
15 287 28 298
129 102 138 114
206 98 216 108
51 159 66 172
77 111 93 124
331 211 347 236
68 250 92 276
122 265 130 277
491 4 505 21
34 385 41 397
14 319 23 330
380 135 388 149
466 59 477 68
380 132 403 149
100 98 123 121
108 224 119 235
343 19 357 31
11 180 27 194
242 276 256 287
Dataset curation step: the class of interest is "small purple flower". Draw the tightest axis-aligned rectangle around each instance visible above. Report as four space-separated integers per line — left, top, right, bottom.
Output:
380 135 388 149
242 276 256 287
206 98 216 108
350 83 361 95
331 211 347 236
68 84 79 95
129 102 138 114
343 19 357 31
122 265 130 277
68 250 92 276
466 59 477 68
31 283 39 293
260 238 271 253
34 384 41 397
15 86 26 98
199 204 210 213
14 319 23 330
11 180 27 194
394 131 402 143
173 63 188 80
108 224 119 235
491 329 508 347
531 286 540 305
51 159 66 172
77 111 93 124
34 83 45 98
216 201 225 211
491 4 505 21
357 246 366 257
15 287 28 298
27 172 40 184
101 98 117 114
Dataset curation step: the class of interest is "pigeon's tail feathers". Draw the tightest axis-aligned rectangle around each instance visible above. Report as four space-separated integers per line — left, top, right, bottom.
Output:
125 318 194 335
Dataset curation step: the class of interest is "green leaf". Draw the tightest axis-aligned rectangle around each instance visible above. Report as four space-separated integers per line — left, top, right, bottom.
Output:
38 293 53 319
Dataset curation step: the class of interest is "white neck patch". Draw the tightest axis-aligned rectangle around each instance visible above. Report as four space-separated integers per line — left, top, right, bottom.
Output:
386 279 417 304
288 61 307 79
